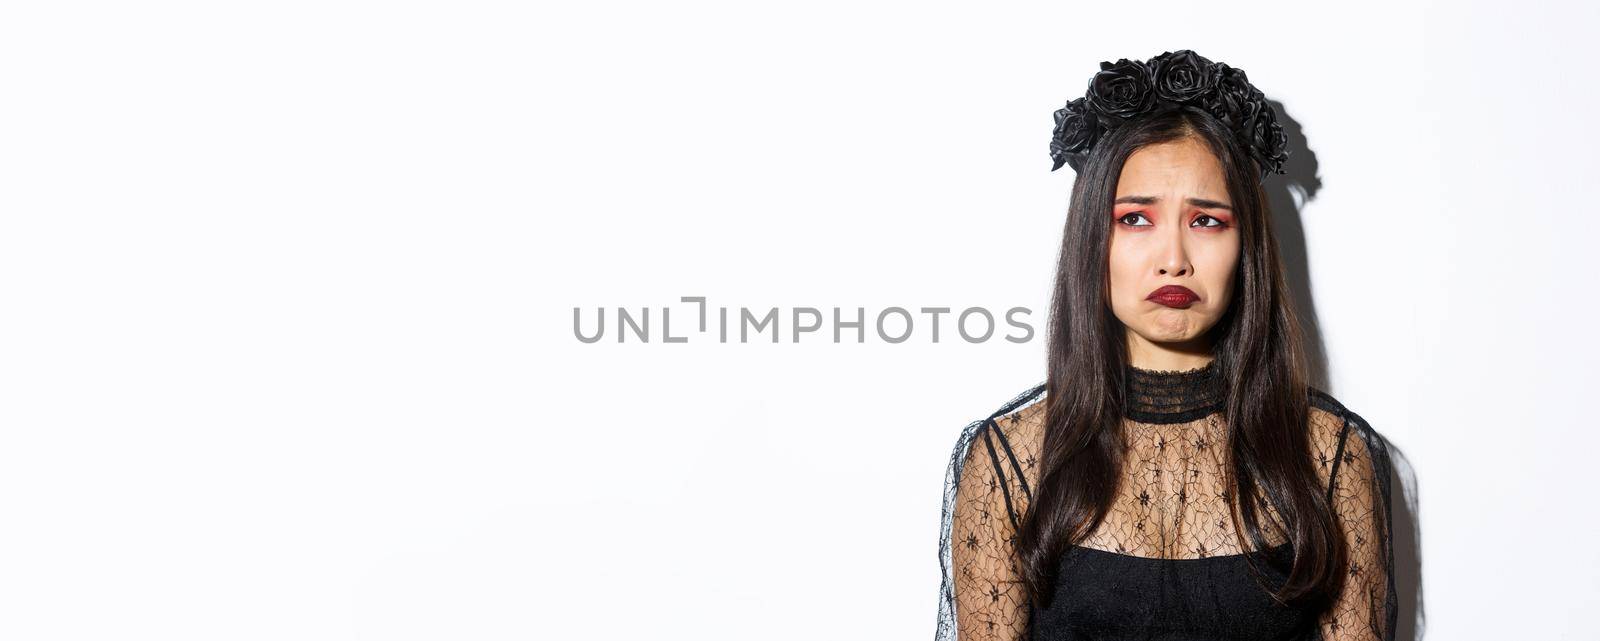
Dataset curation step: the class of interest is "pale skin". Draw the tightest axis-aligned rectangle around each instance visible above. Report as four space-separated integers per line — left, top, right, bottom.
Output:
1107 135 1241 372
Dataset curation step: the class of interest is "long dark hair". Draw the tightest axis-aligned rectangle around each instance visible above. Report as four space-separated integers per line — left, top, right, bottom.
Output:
1015 105 1344 610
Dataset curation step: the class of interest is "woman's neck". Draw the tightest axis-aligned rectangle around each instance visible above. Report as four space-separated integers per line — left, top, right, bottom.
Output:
1121 358 1225 424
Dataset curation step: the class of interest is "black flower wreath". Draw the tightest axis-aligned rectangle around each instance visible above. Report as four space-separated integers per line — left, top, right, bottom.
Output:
1049 50 1289 179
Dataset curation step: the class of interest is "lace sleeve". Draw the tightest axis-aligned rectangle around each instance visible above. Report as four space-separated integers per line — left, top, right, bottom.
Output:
936 400 1040 641
1314 404 1399 641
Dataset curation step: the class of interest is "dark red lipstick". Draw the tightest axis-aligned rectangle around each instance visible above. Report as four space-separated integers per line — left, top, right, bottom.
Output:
1147 285 1199 308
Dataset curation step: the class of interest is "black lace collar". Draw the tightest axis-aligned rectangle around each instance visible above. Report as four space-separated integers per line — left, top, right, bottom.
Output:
1122 359 1225 424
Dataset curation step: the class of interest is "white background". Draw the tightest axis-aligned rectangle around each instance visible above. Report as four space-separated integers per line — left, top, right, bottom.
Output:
3 1 1596 639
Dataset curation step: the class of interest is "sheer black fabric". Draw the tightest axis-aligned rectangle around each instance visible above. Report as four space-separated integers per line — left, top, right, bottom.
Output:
934 362 1397 641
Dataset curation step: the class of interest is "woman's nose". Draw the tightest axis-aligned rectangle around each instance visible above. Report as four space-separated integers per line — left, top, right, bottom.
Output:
1155 213 1191 275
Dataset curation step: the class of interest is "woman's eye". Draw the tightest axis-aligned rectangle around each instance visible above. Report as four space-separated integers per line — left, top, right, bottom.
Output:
1192 215 1226 228
1118 212 1152 226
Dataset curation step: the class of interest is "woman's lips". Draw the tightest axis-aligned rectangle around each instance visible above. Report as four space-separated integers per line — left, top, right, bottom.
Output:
1147 285 1199 308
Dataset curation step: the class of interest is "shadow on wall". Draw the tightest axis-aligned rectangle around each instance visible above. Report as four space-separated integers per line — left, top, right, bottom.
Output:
1267 99 1426 641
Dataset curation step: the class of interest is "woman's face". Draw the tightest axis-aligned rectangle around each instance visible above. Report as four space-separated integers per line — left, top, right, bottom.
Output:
1106 136 1241 356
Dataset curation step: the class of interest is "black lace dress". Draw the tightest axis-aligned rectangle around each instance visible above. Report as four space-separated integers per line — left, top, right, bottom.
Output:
934 362 1397 641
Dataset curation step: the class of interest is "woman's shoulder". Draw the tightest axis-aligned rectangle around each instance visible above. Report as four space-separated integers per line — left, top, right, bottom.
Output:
946 383 1049 484
1305 386 1391 486
983 382 1049 443
1306 386 1379 439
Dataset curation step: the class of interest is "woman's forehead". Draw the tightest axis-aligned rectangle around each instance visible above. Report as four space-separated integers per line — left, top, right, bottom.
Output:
1116 140 1227 199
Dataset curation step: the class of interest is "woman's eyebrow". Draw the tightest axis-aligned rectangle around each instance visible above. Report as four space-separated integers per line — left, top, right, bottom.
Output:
1113 195 1234 211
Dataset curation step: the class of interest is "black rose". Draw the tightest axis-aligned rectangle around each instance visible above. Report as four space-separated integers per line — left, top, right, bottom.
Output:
1148 50 1220 105
1048 52 1285 177
1084 58 1156 125
1201 64 1256 131
1235 96 1265 135
1246 105 1290 174
1050 97 1101 171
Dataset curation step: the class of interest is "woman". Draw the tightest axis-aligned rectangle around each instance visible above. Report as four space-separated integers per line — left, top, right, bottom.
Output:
934 51 1398 641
